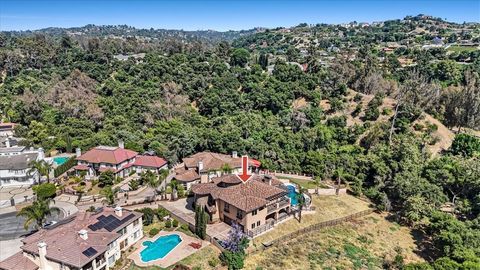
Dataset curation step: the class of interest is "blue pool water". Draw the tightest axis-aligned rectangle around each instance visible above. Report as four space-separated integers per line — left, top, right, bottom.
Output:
53 157 69 166
286 185 299 206
140 234 182 262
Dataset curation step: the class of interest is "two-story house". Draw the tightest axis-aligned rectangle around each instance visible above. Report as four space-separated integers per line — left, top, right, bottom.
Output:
0 207 143 270
74 141 167 179
191 174 291 237
173 151 261 189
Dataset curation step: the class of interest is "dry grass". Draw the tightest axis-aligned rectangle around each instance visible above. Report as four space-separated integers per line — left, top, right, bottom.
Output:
251 195 371 245
245 212 425 270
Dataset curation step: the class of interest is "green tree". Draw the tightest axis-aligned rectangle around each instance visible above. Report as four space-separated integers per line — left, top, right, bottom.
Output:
101 186 118 205
230 48 250 67
32 183 57 200
98 171 115 187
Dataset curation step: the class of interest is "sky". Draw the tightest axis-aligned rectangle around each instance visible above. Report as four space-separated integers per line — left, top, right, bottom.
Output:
1 0 479 31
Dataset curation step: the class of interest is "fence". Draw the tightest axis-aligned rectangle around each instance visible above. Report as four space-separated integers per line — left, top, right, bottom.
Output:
249 209 374 253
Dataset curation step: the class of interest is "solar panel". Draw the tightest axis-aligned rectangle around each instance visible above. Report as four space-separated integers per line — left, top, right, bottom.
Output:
89 213 136 232
82 247 97 257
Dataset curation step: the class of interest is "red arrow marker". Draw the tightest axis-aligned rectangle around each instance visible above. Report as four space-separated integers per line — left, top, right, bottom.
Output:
237 155 252 183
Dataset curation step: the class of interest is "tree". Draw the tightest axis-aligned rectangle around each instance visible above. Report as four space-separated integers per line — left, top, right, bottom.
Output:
296 187 307 223
17 199 59 230
230 48 250 67
450 134 480 157
32 183 57 200
194 205 207 239
98 171 115 187
312 176 321 196
221 163 233 175
28 160 53 183
101 186 118 205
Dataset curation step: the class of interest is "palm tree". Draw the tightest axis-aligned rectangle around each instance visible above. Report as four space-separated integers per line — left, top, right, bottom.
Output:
144 171 159 202
101 186 118 206
17 199 59 230
296 187 307 223
169 180 179 201
334 169 346 196
28 160 46 184
313 176 321 196
44 161 53 183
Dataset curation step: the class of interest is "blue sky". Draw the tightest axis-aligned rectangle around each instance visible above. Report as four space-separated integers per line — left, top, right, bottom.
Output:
1 0 479 31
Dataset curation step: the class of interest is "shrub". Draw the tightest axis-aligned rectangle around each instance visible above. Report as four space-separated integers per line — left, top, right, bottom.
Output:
172 219 179 227
220 250 245 270
53 156 76 178
450 134 480 157
382 107 393 115
156 206 169 220
351 103 362 117
353 93 363 102
208 257 220 267
149 228 159 237
98 171 115 187
165 219 172 228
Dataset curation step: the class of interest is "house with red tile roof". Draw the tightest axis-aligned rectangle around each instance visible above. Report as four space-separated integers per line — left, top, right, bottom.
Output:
173 151 260 189
0 207 143 270
191 174 292 237
74 141 167 179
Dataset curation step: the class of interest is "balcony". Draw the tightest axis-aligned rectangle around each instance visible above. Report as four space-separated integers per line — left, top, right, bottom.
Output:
267 204 277 214
278 197 290 208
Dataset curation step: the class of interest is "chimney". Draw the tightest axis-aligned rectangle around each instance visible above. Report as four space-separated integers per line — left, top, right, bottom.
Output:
232 151 238 158
37 148 45 160
37 242 48 270
5 138 10 148
118 140 124 149
265 175 272 185
115 206 123 217
197 161 204 173
78 229 88 240
75 147 82 158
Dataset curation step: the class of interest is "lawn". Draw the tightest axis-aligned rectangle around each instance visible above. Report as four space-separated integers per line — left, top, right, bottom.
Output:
251 195 371 245
245 212 425 270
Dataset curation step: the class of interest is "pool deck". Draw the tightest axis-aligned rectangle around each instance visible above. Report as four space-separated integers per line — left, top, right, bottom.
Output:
128 231 210 268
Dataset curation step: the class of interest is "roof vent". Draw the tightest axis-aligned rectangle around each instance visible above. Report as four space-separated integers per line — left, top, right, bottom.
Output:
78 229 88 240
115 206 123 217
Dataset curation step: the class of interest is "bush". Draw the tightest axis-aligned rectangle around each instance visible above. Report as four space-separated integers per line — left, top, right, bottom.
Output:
98 171 115 187
180 223 190 232
165 219 172 228
220 250 245 270
450 134 480 157
172 219 179 227
33 183 57 200
53 156 76 178
149 228 159 237
353 93 363 102
208 257 220 267
382 107 393 115
156 206 169 220
352 103 362 117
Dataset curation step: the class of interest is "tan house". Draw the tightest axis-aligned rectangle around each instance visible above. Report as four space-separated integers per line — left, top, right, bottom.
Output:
191 174 291 237
174 152 260 189
0 207 143 270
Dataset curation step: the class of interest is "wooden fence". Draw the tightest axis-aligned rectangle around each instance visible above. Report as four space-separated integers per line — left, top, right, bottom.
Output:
249 209 374 254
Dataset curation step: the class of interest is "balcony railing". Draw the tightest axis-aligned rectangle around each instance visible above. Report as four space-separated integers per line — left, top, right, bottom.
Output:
278 198 290 208
267 204 277 213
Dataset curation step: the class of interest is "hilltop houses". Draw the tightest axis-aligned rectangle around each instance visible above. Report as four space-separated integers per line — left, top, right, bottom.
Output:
173 151 260 189
74 141 167 179
191 174 291 237
0 207 143 270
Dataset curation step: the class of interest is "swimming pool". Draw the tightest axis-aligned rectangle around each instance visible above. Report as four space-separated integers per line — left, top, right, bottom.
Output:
140 234 182 262
53 157 69 166
286 185 299 206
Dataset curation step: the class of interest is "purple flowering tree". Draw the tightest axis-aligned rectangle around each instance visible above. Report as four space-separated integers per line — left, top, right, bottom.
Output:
221 222 249 252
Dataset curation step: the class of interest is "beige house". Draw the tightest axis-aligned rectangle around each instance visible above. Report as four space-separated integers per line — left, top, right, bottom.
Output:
0 207 143 270
191 174 291 237
174 151 260 190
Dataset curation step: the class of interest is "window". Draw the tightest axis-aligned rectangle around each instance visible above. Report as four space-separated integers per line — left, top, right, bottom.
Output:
118 227 127 236
108 241 117 250
236 210 243 220
251 223 255 229
107 255 115 266
257 221 260 226
133 230 140 239
133 219 139 227
252 209 257 216
224 203 230 213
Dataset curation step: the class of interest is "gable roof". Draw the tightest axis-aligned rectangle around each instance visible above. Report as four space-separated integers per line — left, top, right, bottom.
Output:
77 146 137 165
0 252 38 270
0 153 38 170
182 152 260 172
133 155 167 168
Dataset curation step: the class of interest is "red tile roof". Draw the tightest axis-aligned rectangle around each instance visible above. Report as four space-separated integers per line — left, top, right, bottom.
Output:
18 208 142 269
0 252 38 270
77 146 137 165
191 174 287 212
133 155 167 168
74 164 89 171
183 152 258 172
